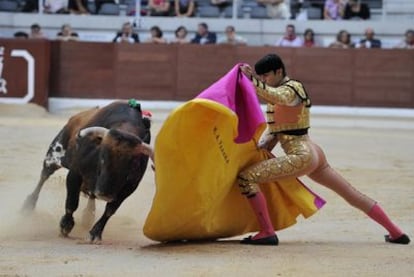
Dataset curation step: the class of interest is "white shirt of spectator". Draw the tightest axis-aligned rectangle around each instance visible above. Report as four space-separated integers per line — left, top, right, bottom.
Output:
275 36 303 47
44 0 68 13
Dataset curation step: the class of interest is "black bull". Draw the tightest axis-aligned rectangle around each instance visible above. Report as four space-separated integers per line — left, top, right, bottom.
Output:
22 101 153 242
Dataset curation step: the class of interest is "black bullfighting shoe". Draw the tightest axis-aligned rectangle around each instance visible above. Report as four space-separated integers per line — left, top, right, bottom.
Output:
240 235 279 246
384 234 410 245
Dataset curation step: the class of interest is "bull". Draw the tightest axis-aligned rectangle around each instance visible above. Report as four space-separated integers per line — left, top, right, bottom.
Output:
22 100 153 242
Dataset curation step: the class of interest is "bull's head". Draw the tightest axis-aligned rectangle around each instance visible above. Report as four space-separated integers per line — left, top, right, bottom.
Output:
78 126 153 202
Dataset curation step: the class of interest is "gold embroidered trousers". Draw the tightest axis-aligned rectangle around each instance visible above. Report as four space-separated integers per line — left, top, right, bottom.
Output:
238 134 318 197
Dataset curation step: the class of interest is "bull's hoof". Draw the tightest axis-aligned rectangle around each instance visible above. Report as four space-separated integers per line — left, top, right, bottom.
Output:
88 230 102 243
60 214 75 237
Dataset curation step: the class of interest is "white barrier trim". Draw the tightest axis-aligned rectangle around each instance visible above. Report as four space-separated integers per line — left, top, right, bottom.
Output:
48 97 414 118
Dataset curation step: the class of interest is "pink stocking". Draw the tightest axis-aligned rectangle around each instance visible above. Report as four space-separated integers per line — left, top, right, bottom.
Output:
247 192 275 239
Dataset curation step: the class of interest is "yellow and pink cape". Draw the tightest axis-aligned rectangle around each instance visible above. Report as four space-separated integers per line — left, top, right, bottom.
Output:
144 65 325 242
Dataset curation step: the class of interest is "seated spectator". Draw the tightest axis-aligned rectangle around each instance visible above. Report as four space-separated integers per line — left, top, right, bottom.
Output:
275 24 302 47
357 28 381 48
393 29 414 49
257 0 291 19
56 24 79 41
145 26 168 44
68 0 90 14
148 0 171 16
303 28 316 47
30 23 47 39
170 26 190 44
191 22 217 45
112 22 140 43
218 25 247 45
44 0 70 13
14 31 29 39
323 0 345 20
329 30 354 48
343 0 370 20
174 0 195 17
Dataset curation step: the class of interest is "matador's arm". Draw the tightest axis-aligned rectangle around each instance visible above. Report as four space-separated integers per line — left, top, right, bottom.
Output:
251 76 297 106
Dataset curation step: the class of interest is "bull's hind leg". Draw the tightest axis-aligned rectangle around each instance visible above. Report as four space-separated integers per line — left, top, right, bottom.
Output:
22 136 66 212
60 170 82 237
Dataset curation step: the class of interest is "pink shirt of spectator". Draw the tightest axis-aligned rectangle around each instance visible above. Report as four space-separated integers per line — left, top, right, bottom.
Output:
324 0 345 20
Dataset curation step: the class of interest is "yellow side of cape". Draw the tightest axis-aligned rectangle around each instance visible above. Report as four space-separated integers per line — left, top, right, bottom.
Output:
144 99 323 242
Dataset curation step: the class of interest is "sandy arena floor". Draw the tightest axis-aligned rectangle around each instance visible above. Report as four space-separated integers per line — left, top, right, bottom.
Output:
0 103 413 277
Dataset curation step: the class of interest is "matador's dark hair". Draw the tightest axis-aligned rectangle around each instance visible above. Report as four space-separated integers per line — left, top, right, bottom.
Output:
254 54 286 77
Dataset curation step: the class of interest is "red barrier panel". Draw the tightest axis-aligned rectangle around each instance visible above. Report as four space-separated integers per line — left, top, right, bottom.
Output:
0 39 50 108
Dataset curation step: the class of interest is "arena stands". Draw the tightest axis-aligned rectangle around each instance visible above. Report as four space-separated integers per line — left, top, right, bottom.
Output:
0 0 413 47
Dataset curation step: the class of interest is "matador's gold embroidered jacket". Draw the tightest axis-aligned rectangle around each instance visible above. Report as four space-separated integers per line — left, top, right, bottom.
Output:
251 77 311 134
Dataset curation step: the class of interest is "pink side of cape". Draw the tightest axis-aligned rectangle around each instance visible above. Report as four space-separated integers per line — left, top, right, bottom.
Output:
196 64 265 143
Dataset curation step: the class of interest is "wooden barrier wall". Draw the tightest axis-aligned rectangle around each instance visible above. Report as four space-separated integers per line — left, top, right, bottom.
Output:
1 39 413 109
50 42 414 108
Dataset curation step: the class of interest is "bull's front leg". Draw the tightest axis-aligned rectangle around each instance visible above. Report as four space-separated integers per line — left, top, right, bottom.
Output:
60 170 82 237
88 195 126 243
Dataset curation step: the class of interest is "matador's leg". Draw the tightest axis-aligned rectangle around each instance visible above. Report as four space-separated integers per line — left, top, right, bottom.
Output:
237 135 316 245
308 142 410 244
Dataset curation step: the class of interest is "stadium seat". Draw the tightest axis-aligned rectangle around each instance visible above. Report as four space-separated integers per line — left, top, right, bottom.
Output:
0 0 20 12
250 5 269 19
306 6 322 19
223 5 244 18
197 6 221 17
98 3 120 15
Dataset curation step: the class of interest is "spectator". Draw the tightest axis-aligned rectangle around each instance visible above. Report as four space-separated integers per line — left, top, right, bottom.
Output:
257 0 291 19
14 31 29 39
191 22 217 44
303 28 316 47
145 26 168 44
56 24 79 41
170 26 190 44
68 0 90 14
44 0 70 13
357 28 381 48
275 24 302 47
174 0 195 17
343 0 370 20
29 24 47 39
148 0 171 16
323 0 345 20
394 29 414 49
112 22 140 43
329 30 354 48
218 25 247 45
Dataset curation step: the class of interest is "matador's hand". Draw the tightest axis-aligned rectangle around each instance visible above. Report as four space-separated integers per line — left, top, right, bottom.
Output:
240 64 253 79
257 133 278 152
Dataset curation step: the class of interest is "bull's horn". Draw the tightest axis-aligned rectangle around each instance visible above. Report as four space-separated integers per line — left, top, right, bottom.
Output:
79 127 109 138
